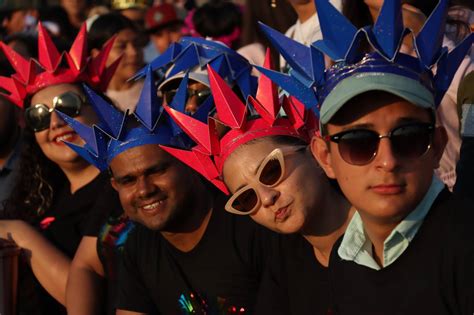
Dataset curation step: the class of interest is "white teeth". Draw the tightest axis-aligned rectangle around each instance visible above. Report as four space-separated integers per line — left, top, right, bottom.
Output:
55 133 74 142
142 201 163 210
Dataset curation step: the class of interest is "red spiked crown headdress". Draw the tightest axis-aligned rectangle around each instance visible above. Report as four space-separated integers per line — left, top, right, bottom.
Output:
161 50 319 194
0 22 121 108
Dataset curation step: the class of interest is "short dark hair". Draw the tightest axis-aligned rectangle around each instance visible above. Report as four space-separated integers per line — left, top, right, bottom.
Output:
88 13 139 50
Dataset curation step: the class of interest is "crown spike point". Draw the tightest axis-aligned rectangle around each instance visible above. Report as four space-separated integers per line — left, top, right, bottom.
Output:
207 65 247 129
160 146 229 194
82 84 126 139
170 72 189 113
372 0 404 59
258 22 314 82
415 0 448 68
193 95 214 123
434 33 474 106
56 110 101 155
209 55 231 81
98 55 122 91
131 42 183 81
255 49 279 119
235 70 255 99
37 22 61 72
163 104 213 154
134 67 162 130
0 42 33 83
90 35 117 76
255 65 318 109
167 45 200 78
68 23 88 71
63 141 108 171
282 96 306 130
313 0 357 61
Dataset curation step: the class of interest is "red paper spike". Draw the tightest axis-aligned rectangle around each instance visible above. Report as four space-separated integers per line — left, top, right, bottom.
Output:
91 35 117 76
163 105 213 154
37 22 61 71
255 49 279 119
98 55 122 91
282 96 306 130
68 23 88 71
0 42 32 83
207 65 247 129
247 96 275 126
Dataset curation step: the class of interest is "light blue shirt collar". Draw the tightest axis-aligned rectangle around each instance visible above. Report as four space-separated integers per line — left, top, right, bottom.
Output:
338 176 445 270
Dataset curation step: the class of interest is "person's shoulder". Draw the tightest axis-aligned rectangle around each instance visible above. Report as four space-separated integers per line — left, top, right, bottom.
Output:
434 190 474 237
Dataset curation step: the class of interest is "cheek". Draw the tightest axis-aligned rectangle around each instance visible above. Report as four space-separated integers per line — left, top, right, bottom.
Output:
34 131 49 151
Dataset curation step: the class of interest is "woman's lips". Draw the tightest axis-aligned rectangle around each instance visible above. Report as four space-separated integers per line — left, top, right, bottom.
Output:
52 131 78 145
370 184 405 195
275 205 290 222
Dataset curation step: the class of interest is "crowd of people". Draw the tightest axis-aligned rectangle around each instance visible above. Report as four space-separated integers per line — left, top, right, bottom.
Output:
0 0 473 314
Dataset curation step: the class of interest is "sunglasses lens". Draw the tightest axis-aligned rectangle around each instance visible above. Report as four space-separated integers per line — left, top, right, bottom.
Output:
25 105 51 132
232 188 258 214
196 90 211 105
391 124 432 160
259 157 283 186
54 92 82 117
338 130 379 165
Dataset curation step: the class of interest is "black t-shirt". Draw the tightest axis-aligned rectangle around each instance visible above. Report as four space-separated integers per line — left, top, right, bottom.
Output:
18 172 117 315
116 200 271 314
255 234 333 315
40 172 114 257
328 189 474 315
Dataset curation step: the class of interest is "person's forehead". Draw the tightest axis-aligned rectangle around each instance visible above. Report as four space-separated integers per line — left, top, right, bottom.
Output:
111 144 171 173
329 92 432 127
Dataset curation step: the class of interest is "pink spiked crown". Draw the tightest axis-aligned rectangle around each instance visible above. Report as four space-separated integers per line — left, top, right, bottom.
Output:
161 50 319 194
0 22 121 108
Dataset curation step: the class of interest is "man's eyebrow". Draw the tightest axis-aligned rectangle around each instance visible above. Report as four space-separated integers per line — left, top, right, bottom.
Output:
340 122 375 131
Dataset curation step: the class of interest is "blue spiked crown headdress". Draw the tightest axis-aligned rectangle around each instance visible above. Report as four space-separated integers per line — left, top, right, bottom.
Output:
257 0 473 124
56 68 202 171
132 37 258 100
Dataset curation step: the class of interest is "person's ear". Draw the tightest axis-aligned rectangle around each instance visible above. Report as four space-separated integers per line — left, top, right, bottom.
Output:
431 125 448 168
310 135 337 179
110 177 119 192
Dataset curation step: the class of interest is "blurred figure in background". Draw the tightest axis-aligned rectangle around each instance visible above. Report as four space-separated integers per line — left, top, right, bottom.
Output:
39 5 77 45
281 0 342 71
145 3 183 54
0 0 39 38
59 0 89 31
240 0 297 70
88 13 146 112
111 0 150 27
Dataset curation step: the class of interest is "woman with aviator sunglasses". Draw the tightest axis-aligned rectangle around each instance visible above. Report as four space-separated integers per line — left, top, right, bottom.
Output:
0 23 120 314
161 63 354 314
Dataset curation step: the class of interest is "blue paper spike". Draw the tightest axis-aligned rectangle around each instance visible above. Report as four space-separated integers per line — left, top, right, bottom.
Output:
163 110 185 137
131 42 183 80
434 33 474 106
63 141 108 171
55 110 100 155
82 84 126 139
209 55 231 81
258 22 314 81
193 95 214 123
134 68 162 131
372 0 404 59
415 0 448 68
167 45 200 78
345 28 372 63
196 45 221 64
310 45 326 86
170 73 189 113
235 70 256 99
313 0 357 60
256 66 318 109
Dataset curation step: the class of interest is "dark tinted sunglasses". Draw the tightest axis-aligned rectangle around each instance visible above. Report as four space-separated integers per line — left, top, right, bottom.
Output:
225 146 306 215
163 88 211 107
324 123 435 165
25 91 85 132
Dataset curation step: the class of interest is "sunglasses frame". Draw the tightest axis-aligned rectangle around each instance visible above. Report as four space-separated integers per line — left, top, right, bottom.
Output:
25 91 85 132
324 122 435 166
224 145 307 215
163 87 211 106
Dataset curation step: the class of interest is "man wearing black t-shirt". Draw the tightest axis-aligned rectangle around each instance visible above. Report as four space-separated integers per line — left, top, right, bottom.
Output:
111 143 268 315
